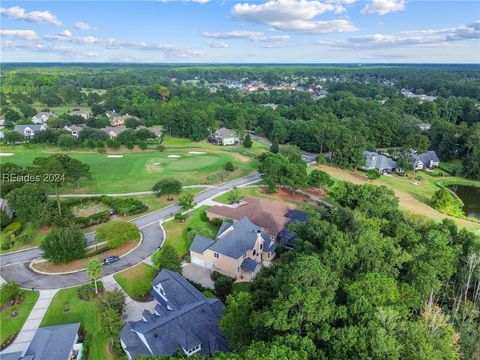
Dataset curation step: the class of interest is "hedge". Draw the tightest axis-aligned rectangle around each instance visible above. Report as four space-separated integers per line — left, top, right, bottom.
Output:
95 221 140 250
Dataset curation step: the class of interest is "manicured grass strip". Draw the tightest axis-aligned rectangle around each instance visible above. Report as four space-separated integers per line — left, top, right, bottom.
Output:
114 263 157 300
162 205 218 257
232 282 251 293
0 290 39 346
40 285 112 360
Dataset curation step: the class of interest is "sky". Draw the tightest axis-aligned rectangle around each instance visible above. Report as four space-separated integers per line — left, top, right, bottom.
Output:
0 0 479 63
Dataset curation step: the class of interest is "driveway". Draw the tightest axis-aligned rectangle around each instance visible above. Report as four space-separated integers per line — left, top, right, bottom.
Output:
182 263 214 289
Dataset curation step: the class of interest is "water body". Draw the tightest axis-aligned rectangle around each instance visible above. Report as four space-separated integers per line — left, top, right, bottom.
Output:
449 185 480 220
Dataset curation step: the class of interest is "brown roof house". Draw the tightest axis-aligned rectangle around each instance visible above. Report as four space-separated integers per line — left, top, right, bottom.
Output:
101 125 127 139
189 217 276 281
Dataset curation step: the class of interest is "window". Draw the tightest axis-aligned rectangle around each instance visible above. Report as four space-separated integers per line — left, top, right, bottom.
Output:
260 244 263 250
185 344 202 356
214 253 219 258
268 253 270 258
253 249 257 256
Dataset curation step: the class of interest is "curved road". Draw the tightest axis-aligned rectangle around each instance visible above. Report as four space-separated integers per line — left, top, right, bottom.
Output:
0 173 261 290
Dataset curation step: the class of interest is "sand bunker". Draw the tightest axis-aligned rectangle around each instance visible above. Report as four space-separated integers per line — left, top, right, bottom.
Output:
107 155 124 158
168 155 181 158
188 151 207 155
152 162 160 165
0 153 14 156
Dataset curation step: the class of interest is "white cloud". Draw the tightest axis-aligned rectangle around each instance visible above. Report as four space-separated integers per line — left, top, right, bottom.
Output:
208 41 229 48
0 6 61 26
74 21 97 31
158 0 209 3
70 36 98 44
362 0 405 15
58 30 72 38
0 29 38 41
231 0 357 33
316 20 480 49
202 30 290 42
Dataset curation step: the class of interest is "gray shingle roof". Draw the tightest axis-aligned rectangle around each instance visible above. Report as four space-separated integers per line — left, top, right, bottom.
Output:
191 217 273 259
14 125 46 134
0 352 23 360
24 323 80 360
214 127 237 139
190 235 216 254
364 151 397 171
120 269 229 358
415 150 440 164
240 258 258 273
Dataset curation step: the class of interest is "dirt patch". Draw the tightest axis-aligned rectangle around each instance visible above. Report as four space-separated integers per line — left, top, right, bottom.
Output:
259 187 316 205
71 202 111 217
32 239 139 273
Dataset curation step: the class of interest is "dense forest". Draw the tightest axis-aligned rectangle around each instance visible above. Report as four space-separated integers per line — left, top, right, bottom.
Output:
1 64 479 179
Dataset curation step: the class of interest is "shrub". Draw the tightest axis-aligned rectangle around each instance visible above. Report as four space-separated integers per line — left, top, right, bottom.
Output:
0 281 21 306
214 275 234 302
157 144 165 152
224 161 235 172
17 233 33 244
0 210 12 229
210 217 224 227
152 244 181 272
3 222 22 236
138 142 148 150
97 148 107 154
77 282 103 301
74 210 110 228
315 154 327 164
107 140 121 149
174 213 187 222
40 225 87 264
211 271 223 281
100 196 147 215
96 221 139 250
126 142 134 149
366 169 381 180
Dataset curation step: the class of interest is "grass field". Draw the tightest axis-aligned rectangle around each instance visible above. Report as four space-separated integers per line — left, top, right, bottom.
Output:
0 290 39 347
163 205 218 258
40 285 112 360
114 263 157 301
319 164 480 232
1 140 260 193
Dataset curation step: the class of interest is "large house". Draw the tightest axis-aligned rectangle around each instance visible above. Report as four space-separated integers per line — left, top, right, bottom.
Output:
101 125 127 139
363 151 398 174
64 124 85 138
206 197 305 239
190 217 276 280
412 150 440 170
208 128 239 146
105 111 137 127
2 323 83 360
14 124 47 139
68 110 91 120
136 125 163 138
32 112 56 124
120 269 229 359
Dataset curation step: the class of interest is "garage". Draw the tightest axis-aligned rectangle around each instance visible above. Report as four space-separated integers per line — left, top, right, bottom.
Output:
191 257 205 267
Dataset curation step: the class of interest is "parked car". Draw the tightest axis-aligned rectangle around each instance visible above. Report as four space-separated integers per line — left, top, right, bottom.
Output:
104 256 120 265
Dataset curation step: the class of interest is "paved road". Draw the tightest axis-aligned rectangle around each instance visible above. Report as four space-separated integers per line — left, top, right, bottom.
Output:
0 174 261 290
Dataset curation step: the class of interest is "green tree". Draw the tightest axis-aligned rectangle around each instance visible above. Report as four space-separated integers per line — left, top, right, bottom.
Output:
98 288 126 314
57 134 76 150
243 133 252 148
100 307 124 342
179 192 194 212
214 276 234 302
86 259 103 295
224 161 235 172
270 139 279 154
40 225 86 264
431 188 455 212
152 178 182 200
151 244 181 272
227 187 241 204
6 184 46 223
96 221 139 250
308 169 334 187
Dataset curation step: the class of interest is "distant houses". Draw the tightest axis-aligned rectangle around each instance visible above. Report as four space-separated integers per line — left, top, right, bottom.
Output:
208 128 239 146
105 111 137 127
14 124 47 139
64 124 85 138
100 125 127 139
32 112 56 125
363 149 440 174
68 110 91 120
120 269 229 359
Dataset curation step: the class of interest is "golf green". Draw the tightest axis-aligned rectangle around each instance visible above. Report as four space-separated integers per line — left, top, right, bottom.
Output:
0 145 257 194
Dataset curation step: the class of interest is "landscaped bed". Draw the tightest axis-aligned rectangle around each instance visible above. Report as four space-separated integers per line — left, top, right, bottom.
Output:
0 290 39 349
113 263 157 301
213 186 314 207
40 284 112 360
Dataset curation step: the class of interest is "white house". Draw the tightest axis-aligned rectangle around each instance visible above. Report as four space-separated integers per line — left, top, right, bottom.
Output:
208 127 239 146
64 124 85 138
32 112 56 124
14 124 47 138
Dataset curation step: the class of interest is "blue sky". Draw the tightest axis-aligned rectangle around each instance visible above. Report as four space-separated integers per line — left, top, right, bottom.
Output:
1 0 479 63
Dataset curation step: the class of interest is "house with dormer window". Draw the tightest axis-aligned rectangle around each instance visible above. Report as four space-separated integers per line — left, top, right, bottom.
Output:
189 217 276 281
119 269 229 359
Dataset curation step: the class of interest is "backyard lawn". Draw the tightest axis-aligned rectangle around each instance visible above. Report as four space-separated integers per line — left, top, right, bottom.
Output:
163 205 219 258
0 290 39 347
1 140 259 193
114 263 157 301
40 285 112 360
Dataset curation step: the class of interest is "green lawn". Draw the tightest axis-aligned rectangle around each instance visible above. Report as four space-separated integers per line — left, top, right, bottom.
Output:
0 223 48 254
232 282 251 293
1 141 258 193
0 290 39 347
40 285 112 360
163 205 219 258
114 263 157 300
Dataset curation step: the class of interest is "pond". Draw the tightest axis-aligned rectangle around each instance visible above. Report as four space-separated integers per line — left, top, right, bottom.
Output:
449 185 480 220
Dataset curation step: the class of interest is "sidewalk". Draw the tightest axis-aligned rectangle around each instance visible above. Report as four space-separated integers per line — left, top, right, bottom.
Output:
102 274 157 322
1 289 58 355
